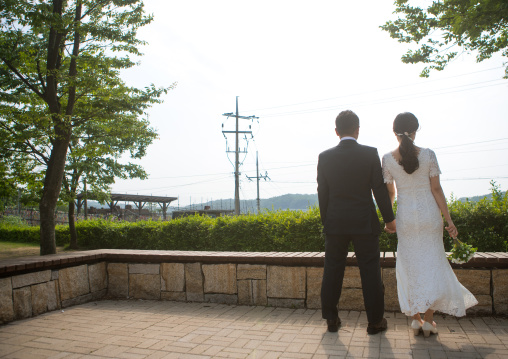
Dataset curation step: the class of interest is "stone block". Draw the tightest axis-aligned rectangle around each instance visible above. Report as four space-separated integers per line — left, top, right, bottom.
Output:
91 289 107 301
339 288 365 311
454 269 490 295
382 268 400 312
185 263 204 302
205 294 238 305
88 262 107 293
161 291 186 301
306 267 323 309
12 270 51 289
237 264 267 280
267 298 305 309
51 270 59 281
59 265 90 302
0 277 14 323
267 266 306 299
252 279 267 306
108 263 128 298
238 280 250 305
129 274 161 300
161 263 185 292
129 263 160 275
343 267 362 288
238 279 267 306
13 287 32 319
31 281 58 316
62 293 93 308
466 294 492 315
492 269 508 315
203 264 237 294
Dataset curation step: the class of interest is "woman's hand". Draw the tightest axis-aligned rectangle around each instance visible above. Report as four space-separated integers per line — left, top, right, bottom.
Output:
445 221 458 239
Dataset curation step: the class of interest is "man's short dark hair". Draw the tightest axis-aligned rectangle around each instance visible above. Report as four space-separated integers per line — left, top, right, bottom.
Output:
335 110 359 136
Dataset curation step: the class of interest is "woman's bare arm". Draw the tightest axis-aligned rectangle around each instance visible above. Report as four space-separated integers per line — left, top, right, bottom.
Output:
386 182 396 206
430 175 458 238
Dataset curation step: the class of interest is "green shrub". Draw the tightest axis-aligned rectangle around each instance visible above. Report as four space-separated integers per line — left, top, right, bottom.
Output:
1 189 506 252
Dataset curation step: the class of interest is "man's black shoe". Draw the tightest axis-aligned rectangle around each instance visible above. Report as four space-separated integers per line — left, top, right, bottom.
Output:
326 318 341 332
367 318 387 335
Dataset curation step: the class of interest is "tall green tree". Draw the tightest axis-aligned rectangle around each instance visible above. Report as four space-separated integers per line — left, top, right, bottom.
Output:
0 0 169 254
381 0 508 78
62 81 167 248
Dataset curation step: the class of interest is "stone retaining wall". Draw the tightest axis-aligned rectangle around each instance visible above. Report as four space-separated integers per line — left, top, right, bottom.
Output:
1 250 507 324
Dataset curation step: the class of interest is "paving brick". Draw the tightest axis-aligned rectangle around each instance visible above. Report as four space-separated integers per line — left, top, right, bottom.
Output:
0 300 507 359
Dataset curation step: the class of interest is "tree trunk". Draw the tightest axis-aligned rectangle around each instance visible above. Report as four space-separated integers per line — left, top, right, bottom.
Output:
68 199 78 249
39 135 71 255
40 0 80 255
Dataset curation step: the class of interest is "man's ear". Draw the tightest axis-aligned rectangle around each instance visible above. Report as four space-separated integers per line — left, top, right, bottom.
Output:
335 128 340 137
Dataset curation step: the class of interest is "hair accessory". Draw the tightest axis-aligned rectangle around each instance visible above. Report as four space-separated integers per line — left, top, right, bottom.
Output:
404 132 409 136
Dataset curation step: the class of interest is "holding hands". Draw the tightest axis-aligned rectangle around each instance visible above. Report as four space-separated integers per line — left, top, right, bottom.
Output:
385 219 396 234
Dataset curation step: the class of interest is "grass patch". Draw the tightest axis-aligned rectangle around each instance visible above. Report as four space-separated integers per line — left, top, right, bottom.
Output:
0 241 38 250
0 241 71 259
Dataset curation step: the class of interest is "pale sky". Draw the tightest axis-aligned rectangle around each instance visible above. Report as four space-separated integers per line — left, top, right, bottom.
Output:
113 0 508 207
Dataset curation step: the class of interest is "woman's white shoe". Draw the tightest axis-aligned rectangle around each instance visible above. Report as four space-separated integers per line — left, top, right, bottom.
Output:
411 320 423 336
422 321 438 337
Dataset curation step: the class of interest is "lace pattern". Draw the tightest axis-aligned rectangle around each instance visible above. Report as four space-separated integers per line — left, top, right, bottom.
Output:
428 149 441 177
382 148 478 316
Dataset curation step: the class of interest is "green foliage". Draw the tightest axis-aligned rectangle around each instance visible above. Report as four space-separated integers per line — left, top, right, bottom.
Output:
0 0 171 254
1 189 507 252
0 216 29 228
381 0 508 78
74 207 325 252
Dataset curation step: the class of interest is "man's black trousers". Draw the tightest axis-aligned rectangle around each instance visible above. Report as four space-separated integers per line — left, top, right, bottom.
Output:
321 233 385 325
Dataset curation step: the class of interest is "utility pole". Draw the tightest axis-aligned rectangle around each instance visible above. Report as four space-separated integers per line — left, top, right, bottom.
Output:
222 97 258 215
84 177 88 220
246 151 270 214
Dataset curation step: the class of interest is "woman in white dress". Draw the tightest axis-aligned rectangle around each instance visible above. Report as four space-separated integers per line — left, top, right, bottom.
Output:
382 112 477 337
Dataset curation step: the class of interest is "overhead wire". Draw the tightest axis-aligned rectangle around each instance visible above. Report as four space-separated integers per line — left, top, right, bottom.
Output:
259 80 506 118
244 66 505 114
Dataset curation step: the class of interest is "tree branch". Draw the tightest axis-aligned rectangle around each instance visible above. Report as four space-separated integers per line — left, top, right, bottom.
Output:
36 59 47 93
1 57 45 100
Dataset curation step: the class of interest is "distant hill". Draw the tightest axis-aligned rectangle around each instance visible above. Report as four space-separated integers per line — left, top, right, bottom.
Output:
84 191 505 215
180 193 319 213
458 191 506 203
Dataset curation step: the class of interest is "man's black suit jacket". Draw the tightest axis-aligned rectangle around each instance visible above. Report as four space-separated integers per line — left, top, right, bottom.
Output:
317 139 395 235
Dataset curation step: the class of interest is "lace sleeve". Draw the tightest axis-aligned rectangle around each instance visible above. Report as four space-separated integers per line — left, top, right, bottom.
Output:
382 154 393 184
429 149 441 177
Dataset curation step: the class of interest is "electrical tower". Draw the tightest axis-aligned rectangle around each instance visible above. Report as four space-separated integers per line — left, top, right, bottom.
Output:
246 151 270 214
222 97 258 215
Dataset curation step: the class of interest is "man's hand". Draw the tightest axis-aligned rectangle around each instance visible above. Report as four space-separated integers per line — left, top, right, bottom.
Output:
384 220 396 234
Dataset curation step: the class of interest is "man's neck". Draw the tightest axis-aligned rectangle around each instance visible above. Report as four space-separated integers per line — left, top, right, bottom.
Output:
340 136 357 141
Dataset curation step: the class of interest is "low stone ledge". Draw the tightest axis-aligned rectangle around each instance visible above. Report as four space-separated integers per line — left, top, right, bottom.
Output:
1 250 507 325
2 250 507 278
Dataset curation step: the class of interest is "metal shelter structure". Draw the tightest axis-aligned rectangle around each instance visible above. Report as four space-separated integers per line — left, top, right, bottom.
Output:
76 193 178 220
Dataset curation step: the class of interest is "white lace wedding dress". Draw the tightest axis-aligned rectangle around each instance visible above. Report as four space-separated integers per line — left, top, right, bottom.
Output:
382 148 478 316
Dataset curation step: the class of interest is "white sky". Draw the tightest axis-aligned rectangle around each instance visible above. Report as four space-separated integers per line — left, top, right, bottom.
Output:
113 0 508 207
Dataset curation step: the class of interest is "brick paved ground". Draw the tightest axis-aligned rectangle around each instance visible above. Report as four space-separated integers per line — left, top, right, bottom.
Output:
0 300 507 359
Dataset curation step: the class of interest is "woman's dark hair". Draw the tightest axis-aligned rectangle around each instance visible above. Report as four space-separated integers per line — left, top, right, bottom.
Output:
393 112 420 174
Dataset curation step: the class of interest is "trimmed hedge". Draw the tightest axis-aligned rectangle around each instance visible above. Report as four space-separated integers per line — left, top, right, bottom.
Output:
74 207 325 252
1 192 507 252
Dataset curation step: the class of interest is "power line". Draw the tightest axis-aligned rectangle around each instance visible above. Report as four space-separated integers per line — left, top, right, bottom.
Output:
438 147 508 156
244 66 505 114
148 172 232 179
434 138 508 150
270 175 508 184
259 80 506 118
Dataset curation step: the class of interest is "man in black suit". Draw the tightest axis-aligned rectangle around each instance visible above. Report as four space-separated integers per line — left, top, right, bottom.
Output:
317 110 396 335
